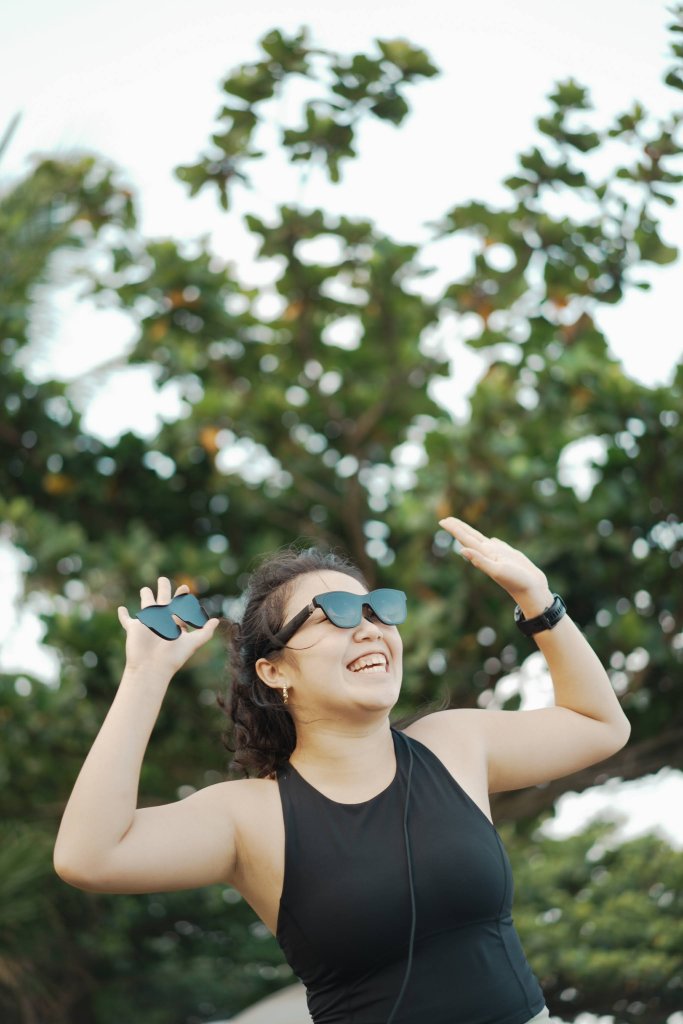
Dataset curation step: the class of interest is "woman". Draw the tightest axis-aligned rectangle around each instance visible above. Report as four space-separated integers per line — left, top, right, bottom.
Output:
54 517 631 1024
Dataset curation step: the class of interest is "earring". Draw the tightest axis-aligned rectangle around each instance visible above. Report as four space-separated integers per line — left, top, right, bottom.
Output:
282 685 289 704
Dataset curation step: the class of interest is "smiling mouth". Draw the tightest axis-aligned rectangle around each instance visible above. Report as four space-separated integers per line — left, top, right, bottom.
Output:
346 655 390 674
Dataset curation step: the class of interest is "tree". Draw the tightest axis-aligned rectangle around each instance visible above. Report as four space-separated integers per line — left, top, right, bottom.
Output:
1 11 682 1023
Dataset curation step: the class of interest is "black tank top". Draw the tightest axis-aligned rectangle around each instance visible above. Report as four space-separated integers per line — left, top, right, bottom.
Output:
275 725 546 1024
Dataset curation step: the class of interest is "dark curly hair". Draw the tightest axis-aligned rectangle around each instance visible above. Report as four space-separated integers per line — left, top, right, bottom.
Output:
217 545 368 779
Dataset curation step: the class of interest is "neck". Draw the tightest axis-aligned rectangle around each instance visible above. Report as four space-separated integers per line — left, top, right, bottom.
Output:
289 717 394 782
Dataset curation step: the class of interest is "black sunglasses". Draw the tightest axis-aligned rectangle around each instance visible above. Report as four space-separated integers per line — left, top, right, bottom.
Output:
135 593 209 640
270 588 407 650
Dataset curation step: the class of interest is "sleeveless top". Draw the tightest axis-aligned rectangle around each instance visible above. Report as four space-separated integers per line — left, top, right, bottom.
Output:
275 725 546 1024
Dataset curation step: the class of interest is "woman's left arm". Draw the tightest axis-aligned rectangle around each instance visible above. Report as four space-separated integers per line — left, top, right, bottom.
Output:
436 517 631 793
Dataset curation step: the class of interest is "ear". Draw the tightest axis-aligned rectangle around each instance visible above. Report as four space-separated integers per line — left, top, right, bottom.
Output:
255 656 288 690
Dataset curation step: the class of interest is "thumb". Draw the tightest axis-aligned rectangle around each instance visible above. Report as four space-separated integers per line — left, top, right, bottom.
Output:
188 617 221 649
203 617 221 638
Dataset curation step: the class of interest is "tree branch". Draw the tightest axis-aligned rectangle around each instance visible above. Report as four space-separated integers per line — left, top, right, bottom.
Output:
491 726 683 823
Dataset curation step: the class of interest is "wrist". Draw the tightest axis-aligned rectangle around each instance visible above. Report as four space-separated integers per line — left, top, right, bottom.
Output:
513 586 555 619
121 663 174 690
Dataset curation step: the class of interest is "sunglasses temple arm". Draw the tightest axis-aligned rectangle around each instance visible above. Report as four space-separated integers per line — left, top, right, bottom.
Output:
271 602 315 647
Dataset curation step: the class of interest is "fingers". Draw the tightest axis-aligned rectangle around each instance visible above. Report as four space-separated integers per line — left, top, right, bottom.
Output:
439 517 489 547
133 578 214 641
439 518 509 568
460 546 498 570
139 576 188 608
117 606 132 629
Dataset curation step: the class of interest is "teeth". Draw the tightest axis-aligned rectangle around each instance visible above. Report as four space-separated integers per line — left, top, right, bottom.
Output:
348 655 387 672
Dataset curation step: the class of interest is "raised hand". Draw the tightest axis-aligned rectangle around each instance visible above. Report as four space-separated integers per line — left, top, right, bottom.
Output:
117 577 219 675
438 517 552 607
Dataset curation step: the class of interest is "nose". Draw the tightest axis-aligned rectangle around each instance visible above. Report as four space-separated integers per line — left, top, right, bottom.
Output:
353 612 383 640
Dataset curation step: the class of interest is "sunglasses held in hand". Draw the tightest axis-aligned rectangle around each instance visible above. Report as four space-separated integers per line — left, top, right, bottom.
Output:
135 593 209 640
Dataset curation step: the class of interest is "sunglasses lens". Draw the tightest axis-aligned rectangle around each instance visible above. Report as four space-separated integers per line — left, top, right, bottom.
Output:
317 592 361 627
371 589 407 625
172 593 208 628
316 590 407 628
136 606 181 640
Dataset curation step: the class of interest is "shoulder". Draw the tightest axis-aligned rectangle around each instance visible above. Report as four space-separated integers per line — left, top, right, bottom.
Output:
398 708 489 778
190 775 283 870
177 775 279 845
215 774 283 835
397 708 489 765
397 710 492 821
208 774 279 812
399 708 485 747
148 775 267 832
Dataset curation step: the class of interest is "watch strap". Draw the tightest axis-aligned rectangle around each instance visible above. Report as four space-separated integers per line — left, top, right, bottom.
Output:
514 593 566 636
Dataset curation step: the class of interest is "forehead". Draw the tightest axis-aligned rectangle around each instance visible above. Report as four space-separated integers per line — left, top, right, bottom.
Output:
283 570 367 617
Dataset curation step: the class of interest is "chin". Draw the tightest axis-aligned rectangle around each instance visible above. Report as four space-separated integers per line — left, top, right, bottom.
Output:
353 689 400 712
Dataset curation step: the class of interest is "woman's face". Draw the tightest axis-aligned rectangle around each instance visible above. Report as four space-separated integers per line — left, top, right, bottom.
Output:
258 570 404 719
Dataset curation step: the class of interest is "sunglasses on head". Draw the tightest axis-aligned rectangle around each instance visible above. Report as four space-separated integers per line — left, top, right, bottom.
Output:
269 588 407 650
135 593 209 640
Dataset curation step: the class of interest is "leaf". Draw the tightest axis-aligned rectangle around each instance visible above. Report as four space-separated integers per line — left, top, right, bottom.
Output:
376 39 439 78
259 26 311 72
547 78 593 111
664 68 683 91
370 94 409 124
650 188 677 208
222 65 277 104
503 174 536 192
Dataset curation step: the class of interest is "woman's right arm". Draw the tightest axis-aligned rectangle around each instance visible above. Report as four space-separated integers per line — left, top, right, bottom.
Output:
53 577 232 894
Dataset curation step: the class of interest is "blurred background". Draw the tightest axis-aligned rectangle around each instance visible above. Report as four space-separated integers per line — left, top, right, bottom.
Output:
1 1 682 1022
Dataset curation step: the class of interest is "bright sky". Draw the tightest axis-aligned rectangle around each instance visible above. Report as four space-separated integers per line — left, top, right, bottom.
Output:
2 0 682 428
2 3 683 981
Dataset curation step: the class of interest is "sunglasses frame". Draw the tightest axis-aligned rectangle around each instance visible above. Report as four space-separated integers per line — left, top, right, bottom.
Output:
135 593 209 641
269 588 407 651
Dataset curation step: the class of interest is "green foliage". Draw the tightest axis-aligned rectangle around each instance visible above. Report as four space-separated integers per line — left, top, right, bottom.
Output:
506 819 683 1019
2 8 683 1022
0 824 83 1022
0 154 135 344
175 26 437 204
0 820 293 1024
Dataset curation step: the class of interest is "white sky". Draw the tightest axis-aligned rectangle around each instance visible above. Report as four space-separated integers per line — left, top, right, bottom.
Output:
1 0 683 949
2 0 682 425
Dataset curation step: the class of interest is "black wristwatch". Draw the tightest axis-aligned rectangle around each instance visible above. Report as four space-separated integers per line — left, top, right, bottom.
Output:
514 593 566 636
